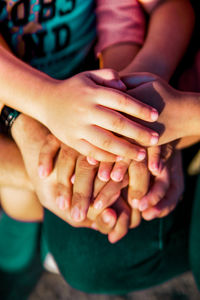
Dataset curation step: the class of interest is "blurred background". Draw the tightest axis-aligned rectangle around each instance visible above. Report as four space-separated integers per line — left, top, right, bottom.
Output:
29 271 200 300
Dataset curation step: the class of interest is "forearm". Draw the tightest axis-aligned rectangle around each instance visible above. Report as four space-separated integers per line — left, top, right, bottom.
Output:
123 0 195 80
0 46 56 123
101 43 141 71
11 114 49 179
0 134 33 190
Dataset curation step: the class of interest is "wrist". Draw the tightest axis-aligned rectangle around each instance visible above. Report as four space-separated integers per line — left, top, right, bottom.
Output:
182 92 200 137
123 49 172 81
0 48 58 124
11 114 49 153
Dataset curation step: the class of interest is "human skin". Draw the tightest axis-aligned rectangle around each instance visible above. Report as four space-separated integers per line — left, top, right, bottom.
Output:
96 0 194 219
123 74 200 145
0 0 195 239
3 113 137 242
0 46 161 162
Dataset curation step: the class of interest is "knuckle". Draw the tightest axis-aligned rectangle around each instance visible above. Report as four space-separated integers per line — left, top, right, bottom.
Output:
46 133 57 145
106 68 118 78
112 115 126 131
78 157 91 170
72 192 87 206
116 94 129 108
102 137 112 149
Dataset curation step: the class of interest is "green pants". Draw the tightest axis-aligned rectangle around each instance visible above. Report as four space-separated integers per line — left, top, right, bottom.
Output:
43 146 197 294
190 174 200 289
0 213 43 300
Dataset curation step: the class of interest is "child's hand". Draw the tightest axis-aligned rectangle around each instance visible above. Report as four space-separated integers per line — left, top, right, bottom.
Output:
127 141 175 215
123 73 193 145
141 150 184 220
43 69 159 162
96 157 131 183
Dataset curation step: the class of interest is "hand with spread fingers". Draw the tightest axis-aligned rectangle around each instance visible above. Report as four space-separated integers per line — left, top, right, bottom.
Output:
38 132 139 243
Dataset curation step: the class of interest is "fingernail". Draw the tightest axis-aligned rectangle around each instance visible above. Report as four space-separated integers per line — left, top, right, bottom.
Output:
87 157 98 165
150 134 159 145
38 165 48 179
71 174 75 184
71 206 81 221
139 200 148 211
116 156 123 162
91 223 98 230
94 200 103 210
111 170 123 182
151 162 159 171
99 171 110 182
102 212 111 224
56 196 66 210
137 150 146 161
131 199 139 208
151 109 158 121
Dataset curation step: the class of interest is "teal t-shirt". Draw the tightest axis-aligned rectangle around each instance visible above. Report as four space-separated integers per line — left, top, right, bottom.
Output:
0 0 96 78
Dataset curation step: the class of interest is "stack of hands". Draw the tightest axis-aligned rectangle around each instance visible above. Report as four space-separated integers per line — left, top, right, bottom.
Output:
11 70 189 244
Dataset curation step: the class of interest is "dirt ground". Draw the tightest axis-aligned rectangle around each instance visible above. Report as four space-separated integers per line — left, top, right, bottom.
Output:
29 271 200 300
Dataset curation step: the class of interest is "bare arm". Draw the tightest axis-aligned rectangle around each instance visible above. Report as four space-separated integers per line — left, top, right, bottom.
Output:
123 0 195 80
0 134 32 190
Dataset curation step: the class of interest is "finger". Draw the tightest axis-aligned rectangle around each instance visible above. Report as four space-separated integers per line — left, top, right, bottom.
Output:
93 174 129 215
110 158 130 182
87 157 98 165
108 197 130 244
85 126 147 162
121 73 157 89
39 185 94 229
55 146 78 210
129 208 141 229
138 166 170 212
148 146 162 175
161 143 174 164
76 139 117 162
71 156 98 222
93 176 107 199
87 69 126 90
128 159 150 209
142 185 179 221
94 106 159 146
38 134 60 178
95 87 159 123
94 208 117 234
142 151 184 220
98 162 114 182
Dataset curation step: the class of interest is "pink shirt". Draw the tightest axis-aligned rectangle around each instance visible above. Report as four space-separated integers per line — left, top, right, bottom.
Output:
96 0 146 55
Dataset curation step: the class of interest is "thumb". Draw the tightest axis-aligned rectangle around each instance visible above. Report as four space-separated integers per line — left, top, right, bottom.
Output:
121 72 157 89
87 68 127 91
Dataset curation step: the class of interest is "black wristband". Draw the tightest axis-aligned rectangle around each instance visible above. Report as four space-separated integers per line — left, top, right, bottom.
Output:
0 106 20 136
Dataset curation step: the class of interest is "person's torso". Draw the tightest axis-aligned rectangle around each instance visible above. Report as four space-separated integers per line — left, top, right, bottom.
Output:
0 0 96 78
